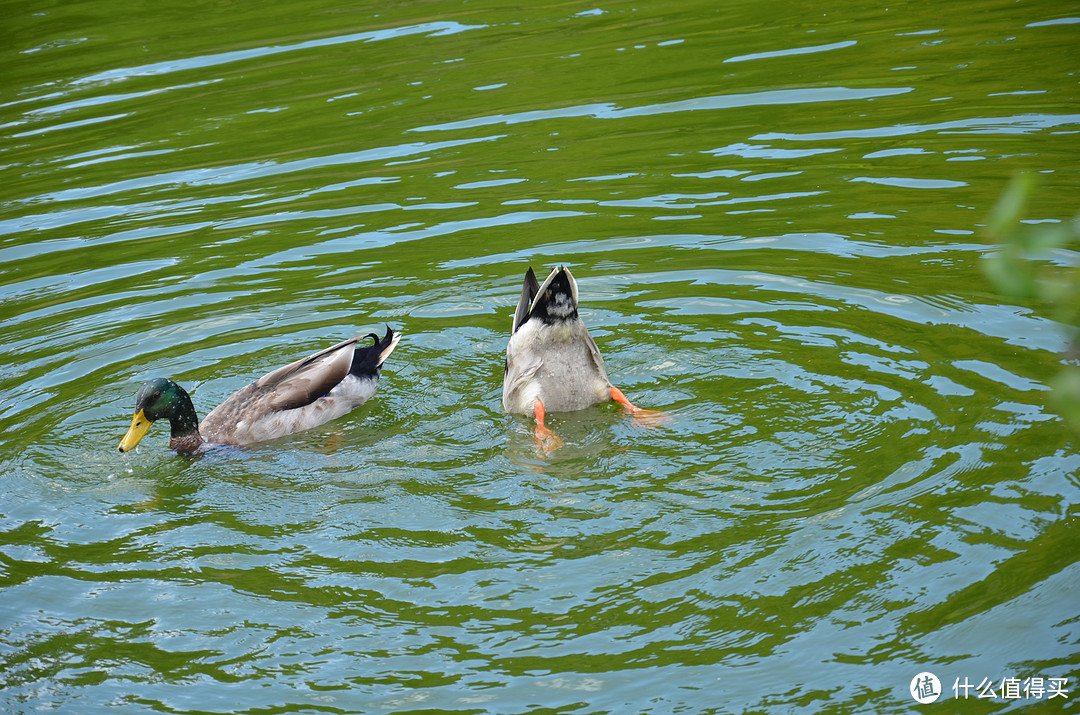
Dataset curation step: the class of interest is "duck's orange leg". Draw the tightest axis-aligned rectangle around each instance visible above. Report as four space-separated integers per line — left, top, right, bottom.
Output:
610 386 670 425
533 400 564 454
610 386 642 413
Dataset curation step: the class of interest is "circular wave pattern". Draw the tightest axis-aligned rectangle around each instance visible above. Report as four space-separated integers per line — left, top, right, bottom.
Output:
2 1 1078 712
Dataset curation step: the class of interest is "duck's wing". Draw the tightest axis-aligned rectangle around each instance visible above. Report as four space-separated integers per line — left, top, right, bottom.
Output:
512 267 540 334
256 337 358 411
200 329 399 445
581 326 612 385
502 341 544 414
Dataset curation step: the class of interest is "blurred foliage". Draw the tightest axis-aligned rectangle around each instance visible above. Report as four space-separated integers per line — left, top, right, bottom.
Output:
983 174 1080 434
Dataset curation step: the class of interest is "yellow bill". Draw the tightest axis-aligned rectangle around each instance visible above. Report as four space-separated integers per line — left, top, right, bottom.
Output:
118 410 152 452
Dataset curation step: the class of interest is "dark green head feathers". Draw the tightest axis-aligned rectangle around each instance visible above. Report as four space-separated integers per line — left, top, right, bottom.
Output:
118 378 199 453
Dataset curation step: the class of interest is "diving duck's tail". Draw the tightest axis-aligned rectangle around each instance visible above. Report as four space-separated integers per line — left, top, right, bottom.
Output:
529 266 579 325
350 325 400 377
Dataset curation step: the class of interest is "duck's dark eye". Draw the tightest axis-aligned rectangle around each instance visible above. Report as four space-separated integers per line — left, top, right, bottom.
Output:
151 391 162 401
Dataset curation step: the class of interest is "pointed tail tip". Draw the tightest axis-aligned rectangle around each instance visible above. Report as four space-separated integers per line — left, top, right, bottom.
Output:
349 325 402 376
379 324 401 362
538 268 576 303
367 324 398 346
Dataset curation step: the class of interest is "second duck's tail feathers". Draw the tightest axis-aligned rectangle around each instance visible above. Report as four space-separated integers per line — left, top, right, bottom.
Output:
513 267 541 333
531 266 578 325
350 325 400 377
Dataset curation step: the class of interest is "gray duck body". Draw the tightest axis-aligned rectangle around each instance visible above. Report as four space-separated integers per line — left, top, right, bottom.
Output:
119 326 400 453
502 266 613 414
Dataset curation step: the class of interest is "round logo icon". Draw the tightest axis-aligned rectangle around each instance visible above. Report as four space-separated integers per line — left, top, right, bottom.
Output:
910 672 942 704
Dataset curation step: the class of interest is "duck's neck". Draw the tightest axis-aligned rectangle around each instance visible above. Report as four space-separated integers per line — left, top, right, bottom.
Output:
167 388 203 454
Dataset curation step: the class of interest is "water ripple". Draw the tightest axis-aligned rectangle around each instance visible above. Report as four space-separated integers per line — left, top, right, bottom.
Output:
409 87 915 132
2 0 1078 711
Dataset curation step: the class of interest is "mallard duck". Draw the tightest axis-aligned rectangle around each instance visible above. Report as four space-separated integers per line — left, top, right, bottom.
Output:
119 326 400 454
502 266 647 451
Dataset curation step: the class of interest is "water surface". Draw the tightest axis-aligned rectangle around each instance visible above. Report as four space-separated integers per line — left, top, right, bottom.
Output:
2 0 1079 712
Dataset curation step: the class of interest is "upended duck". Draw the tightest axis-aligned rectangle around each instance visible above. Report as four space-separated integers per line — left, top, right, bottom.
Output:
119 326 400 454
502 266 653 452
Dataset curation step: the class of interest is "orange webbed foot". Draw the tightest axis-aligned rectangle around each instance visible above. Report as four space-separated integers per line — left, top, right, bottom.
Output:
533 400 564 456
610 386 670 427
535 423 565 456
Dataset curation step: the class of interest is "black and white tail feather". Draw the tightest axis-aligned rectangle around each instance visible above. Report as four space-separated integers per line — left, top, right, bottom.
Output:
200 325 400 445
512 266 580 331
503 266 612 414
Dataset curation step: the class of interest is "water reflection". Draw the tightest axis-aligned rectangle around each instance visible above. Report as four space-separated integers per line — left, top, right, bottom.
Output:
2 0 1078 711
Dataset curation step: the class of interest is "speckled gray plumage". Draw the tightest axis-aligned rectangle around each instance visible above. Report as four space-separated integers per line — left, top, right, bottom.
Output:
199 328 399 445
502 266 613 415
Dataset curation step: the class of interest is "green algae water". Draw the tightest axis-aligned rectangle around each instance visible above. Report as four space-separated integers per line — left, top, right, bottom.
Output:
2 0 1079 712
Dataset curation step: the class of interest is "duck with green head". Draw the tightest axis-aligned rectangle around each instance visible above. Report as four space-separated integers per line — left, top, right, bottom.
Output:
119 326 400 454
